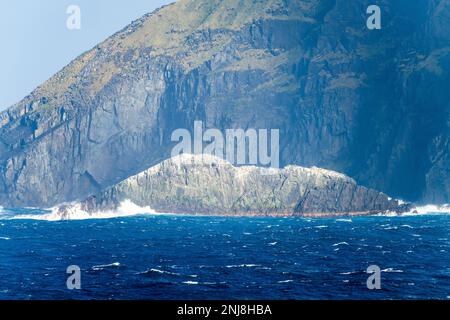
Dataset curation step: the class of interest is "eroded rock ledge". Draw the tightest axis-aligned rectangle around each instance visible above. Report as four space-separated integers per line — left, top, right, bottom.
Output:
56 154 412 216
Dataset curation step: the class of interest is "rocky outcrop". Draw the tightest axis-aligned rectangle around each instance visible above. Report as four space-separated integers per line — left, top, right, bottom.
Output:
0 0 449 207
56 154 410 216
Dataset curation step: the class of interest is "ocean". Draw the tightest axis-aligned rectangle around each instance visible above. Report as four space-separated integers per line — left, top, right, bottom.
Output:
0 208 449 300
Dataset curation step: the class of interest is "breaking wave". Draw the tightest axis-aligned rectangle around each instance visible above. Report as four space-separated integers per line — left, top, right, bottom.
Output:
376 204 450 217
92 262 121 271
1 201 449 221
406 204 450 215
0 200 158 221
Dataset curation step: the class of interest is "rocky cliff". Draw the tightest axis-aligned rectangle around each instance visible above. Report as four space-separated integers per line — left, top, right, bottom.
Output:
55 154 409 216
0 0 449 207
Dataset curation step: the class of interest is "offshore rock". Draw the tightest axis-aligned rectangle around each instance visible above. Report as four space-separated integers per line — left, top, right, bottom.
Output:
55 154 411 216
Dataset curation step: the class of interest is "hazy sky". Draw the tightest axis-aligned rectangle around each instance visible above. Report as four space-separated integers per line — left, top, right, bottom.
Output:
0 0 174 110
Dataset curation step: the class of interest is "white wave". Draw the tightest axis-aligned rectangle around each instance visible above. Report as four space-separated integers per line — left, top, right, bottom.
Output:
407 204 450 215
0 236 10 240
376 204 450 217
332 242 349 246
138 268 181 276
4 200 158 221
336 218 352 222
136 268 197 279
225 264 261 268
381 268 403 273
92 262 121 271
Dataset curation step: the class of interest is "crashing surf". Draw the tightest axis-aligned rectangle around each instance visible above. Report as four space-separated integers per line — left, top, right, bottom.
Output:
0 201 449 221
0 200 158 221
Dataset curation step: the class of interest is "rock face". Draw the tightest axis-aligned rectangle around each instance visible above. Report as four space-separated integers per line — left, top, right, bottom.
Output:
60 154 409 215
0 0 449 207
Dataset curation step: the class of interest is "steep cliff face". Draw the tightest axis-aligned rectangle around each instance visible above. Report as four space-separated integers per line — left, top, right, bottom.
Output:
0 0 449 207
56 154 408 216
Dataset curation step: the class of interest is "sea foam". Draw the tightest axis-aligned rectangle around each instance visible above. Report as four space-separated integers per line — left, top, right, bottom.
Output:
408 204 450 215
1 202 449 221
377 204 450 217
1 200 158 221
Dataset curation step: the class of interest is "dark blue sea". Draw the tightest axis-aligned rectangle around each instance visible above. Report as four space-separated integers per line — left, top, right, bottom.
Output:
0 210 449 300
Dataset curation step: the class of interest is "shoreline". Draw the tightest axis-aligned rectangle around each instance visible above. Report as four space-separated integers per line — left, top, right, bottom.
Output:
5 206 450 221
141 209 396 218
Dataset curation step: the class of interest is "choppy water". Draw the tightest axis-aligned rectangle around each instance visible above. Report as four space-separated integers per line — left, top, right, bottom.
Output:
0 210 449 300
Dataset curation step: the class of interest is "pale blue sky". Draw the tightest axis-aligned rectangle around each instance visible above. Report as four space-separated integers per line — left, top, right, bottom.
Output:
0 0 174 110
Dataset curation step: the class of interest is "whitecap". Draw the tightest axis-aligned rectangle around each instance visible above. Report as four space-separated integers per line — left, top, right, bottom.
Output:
92 262 121 271
0 236 10 240
182 281 199 285
138 268 180 276
332 242 349 246
277 280 294 283
336 219 352 222
381 268 403 273
225 264 261 268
